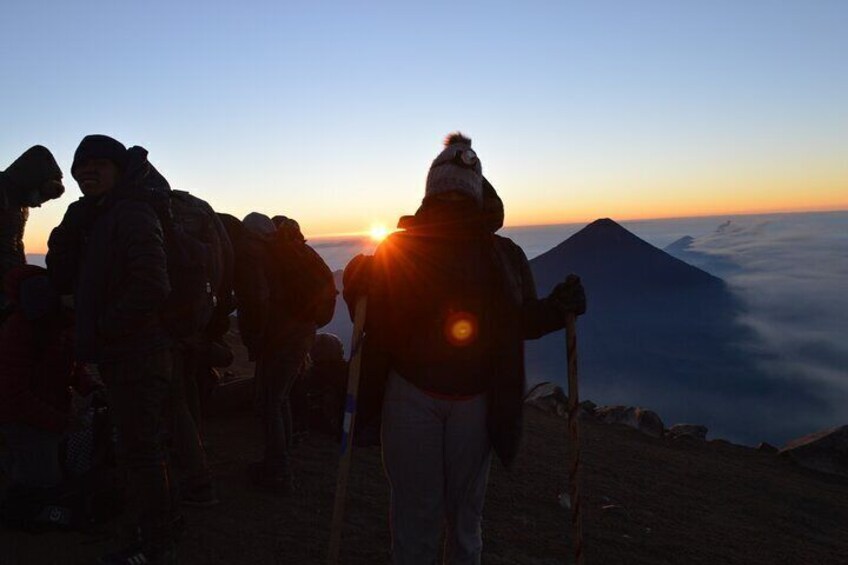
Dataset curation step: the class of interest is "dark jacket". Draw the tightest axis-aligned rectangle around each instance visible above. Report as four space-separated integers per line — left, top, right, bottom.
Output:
0 266 88 432
0 206 28 289
47 147 172 363
343 182 564 467
0 146 64 288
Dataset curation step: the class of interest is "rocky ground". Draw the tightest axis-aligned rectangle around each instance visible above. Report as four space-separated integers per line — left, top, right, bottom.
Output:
4 401 848 564
3 333 848 564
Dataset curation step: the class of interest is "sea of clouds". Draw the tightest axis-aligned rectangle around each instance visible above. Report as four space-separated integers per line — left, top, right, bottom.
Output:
663 212 848 434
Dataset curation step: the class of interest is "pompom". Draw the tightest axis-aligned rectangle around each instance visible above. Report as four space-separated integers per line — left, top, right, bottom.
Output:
444 132 472 147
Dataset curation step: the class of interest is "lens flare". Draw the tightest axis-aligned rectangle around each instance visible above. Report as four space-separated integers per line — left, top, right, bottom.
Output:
444 311 478 347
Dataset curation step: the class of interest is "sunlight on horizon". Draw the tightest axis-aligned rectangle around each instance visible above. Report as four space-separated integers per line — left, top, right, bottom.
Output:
369 223 391 242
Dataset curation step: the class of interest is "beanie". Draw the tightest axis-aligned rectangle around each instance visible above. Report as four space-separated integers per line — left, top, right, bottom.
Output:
425 133 483 203
71 135 128 177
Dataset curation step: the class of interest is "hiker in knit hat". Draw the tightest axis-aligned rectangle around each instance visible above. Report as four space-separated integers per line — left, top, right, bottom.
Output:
69 135 128 198
47 135 178 565
343 132 587 564
0 146 65 300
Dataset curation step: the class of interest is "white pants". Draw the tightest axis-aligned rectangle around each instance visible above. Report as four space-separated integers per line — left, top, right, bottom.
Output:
381 373 492 565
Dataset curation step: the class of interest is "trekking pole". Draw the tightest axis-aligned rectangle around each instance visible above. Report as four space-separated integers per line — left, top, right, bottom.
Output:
327 296 368 565
565 313 586 565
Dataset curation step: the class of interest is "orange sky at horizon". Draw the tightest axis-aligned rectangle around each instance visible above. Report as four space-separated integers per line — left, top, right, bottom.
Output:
22 196 847 255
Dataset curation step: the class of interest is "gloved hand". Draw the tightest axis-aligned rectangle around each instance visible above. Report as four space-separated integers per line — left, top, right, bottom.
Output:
550 274 586 316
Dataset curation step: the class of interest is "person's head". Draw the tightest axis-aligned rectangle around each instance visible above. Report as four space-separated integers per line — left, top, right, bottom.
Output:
0 145 64 207
242 212 276 237
71 135 128 197
424 132 483 206
272 215 304 242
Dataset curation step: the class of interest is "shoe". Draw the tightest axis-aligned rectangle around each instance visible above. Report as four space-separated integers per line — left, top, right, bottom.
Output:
249 462 294 495
179 482 219 508
97 543 177 565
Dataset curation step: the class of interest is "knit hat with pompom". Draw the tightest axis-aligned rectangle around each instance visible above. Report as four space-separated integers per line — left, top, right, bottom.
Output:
425 132 483 203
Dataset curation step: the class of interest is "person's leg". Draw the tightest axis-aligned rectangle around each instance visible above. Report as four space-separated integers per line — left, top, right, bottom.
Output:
169 345 215 506
257 349 287 473
0 423 63 488
442 394 491 565
0 424 64 529
381 373 446 565
279 333 313 453
180 346 203 435
100 348 174 553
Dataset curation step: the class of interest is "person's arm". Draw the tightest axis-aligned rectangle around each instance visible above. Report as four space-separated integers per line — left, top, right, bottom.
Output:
503 241 585 340
98 202 170 337
46 199 92 295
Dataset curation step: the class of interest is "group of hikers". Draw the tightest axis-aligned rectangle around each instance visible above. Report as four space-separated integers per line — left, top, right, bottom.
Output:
0 132 586 565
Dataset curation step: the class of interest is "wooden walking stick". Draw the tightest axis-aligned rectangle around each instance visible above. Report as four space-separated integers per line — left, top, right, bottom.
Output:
566 313 586 565
327 296 368 565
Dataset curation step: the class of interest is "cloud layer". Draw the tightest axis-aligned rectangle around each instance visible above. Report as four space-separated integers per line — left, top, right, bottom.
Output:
677 212 848 431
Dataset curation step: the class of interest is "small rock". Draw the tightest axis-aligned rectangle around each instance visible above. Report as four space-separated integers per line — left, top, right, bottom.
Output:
757 442 778 454
595 405 665 438
525 383 569 418
579 400 597 413
557 492 571 509
668 424 708 441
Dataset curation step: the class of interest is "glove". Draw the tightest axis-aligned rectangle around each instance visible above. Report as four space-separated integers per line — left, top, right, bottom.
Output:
550 274 586 316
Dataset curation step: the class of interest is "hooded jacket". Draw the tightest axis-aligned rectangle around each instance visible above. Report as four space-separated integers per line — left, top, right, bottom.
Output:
0 146 64 288
343 180 565 467
47 147 172 362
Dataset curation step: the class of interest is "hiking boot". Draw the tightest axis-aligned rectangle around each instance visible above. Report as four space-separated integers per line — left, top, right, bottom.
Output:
179 481 219 508
97 543 178 565
249 462 295 495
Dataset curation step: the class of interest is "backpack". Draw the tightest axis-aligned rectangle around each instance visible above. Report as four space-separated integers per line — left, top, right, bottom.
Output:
145 189 219 339
268 225 337 328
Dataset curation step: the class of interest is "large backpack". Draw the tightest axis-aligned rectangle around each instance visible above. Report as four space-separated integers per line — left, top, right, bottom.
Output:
268 225 337 329
145 189 221 339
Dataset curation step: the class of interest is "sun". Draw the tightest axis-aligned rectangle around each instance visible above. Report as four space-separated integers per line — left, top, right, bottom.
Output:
369 223 390 242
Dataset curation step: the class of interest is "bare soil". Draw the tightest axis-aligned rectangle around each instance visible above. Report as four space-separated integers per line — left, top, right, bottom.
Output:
3 338 848 564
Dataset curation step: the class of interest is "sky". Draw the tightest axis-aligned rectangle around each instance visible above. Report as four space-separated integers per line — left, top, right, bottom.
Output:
2 1 846 253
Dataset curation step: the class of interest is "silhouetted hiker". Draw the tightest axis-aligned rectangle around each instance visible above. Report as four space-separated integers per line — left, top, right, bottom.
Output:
46 135 179 565
343 133 586 564
237 212 335 492
0 265 100 530
0 146 64 307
